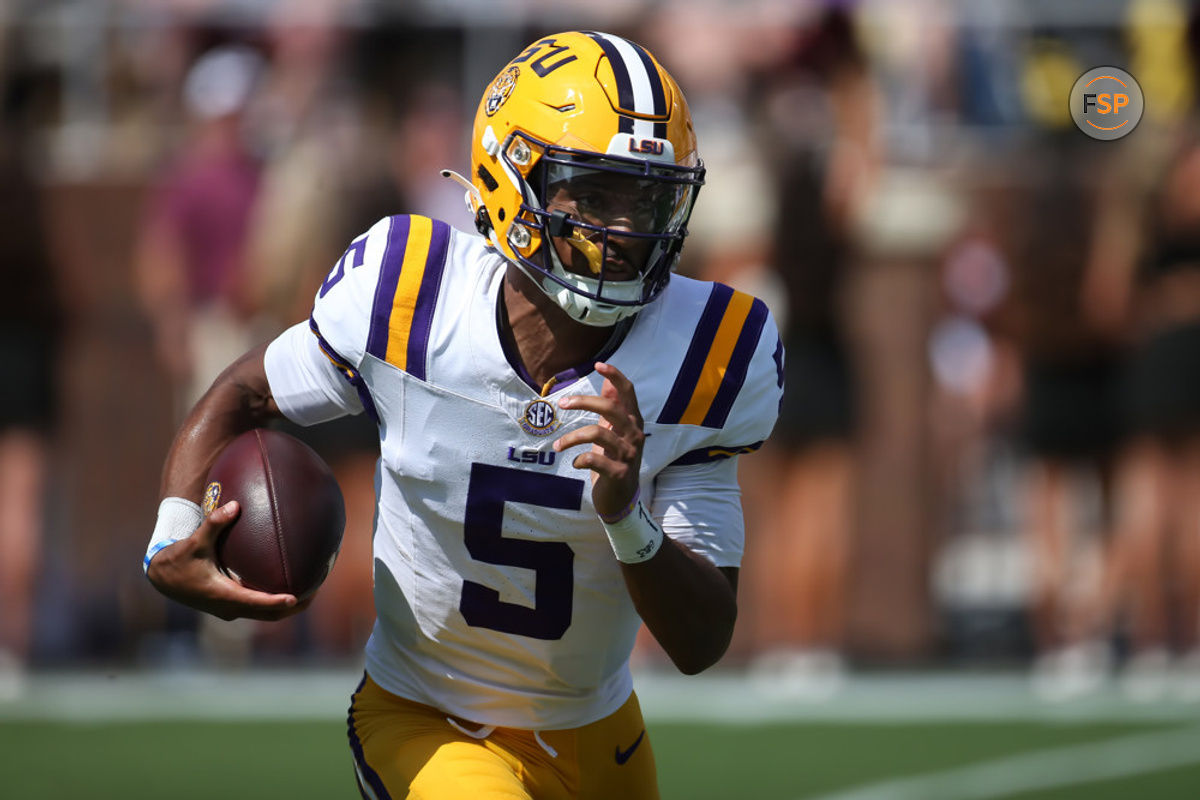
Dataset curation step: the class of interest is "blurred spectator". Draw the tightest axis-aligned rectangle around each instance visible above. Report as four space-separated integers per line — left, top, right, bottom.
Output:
133 43 268 418
1110 138 1200 700
848 0 968 660
1006 142 1127 700
745 7 875 695
383 83 473 233
0 51 61 694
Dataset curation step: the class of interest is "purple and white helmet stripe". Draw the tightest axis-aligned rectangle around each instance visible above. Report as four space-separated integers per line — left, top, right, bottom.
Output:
585 32 669 140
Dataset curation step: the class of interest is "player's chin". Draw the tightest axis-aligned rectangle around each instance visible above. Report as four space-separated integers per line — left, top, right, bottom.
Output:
602 264 638 282
598 251 644 281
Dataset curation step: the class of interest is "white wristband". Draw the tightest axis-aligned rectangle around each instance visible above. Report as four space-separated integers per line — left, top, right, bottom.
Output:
143 497 203 574
601 502 664 564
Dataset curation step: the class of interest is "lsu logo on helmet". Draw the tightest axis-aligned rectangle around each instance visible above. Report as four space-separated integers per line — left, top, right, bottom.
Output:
485 66 520 116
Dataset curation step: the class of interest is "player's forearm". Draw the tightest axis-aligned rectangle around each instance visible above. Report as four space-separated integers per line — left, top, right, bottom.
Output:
160 343 282 501
620 536 737 675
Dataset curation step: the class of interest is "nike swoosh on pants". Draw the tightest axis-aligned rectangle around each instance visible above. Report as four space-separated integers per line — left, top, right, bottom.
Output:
614 729 646 765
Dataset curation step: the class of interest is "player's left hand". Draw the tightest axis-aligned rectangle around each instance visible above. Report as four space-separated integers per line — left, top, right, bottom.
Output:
553 362 643 518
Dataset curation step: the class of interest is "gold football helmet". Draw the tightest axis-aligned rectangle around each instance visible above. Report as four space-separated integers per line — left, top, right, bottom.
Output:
460 31 704 326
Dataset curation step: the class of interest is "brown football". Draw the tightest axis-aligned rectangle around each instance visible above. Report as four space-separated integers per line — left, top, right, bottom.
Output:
203 429 345 600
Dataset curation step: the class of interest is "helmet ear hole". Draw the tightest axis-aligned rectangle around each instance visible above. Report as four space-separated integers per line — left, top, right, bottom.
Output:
497 208 506 221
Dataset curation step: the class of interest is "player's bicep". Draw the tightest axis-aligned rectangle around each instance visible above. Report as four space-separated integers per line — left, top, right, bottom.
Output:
264 322 364 426
650 457 744 569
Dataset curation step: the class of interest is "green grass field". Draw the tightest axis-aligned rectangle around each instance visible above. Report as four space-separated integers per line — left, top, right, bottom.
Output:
2 671 1199 799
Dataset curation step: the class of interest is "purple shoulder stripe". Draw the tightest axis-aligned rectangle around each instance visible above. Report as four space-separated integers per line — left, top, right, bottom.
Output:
656 283 734 425
702 297 769 429
404 220 451 381
365 215 411 361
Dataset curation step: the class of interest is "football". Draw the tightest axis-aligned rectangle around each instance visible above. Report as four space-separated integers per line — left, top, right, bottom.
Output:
202 429 345 600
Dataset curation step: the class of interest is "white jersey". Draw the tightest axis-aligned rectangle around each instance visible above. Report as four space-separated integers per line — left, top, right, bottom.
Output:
264 215 783 730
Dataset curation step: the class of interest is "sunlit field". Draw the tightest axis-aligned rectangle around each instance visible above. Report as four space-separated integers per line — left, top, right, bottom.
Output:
3 670 1199 799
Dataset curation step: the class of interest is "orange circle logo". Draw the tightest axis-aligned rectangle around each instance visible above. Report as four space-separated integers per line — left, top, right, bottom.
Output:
1070 67 1143 140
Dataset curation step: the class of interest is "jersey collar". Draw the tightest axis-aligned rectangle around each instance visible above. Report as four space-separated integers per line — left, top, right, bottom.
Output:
493 275 633 397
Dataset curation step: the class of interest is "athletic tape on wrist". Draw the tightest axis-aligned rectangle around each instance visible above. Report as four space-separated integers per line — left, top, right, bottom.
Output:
143 497 203 574
597 488 641 524
601 501 664 564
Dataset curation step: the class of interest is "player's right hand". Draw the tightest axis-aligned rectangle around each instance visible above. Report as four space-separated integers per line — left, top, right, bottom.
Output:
145 500 307 622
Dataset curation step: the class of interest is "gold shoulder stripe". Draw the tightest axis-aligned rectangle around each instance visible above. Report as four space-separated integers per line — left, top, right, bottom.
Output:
383 216 434 371
677 290 756 426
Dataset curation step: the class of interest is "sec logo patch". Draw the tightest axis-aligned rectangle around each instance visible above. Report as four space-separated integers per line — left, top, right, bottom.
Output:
521 399 558 436
202 481 222 515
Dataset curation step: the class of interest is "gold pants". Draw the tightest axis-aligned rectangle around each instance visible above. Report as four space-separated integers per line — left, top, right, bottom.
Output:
348 673 659 800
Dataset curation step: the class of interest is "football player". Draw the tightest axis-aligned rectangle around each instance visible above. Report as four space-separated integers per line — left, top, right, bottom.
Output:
145 31 783 799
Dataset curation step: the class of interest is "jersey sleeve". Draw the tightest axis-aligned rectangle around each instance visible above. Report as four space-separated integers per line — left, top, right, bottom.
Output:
259 215 393 427
647 295 785 569
264 321 364 425
650 457 744 568
312 213 454 382
307 215 395 371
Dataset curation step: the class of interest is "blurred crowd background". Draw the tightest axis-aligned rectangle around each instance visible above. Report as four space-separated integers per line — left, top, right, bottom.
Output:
4 0 1200 705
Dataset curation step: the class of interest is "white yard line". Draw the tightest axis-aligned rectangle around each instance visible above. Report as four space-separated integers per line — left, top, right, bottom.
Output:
801 725 1200 800
0 669 361 722
2 670 1200 724
634 672 1200 725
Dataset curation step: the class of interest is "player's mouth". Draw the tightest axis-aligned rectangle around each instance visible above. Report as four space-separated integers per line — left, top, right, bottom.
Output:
601 243 640 281
603 261 636 281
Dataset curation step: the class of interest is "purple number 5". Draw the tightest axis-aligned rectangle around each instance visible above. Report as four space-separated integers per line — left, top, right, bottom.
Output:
460 463 583 640
319 236 367 298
